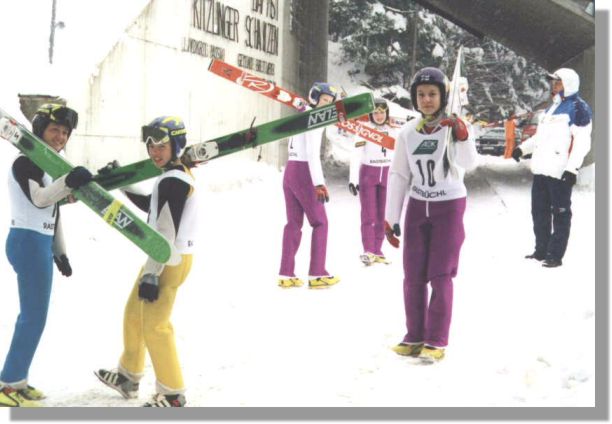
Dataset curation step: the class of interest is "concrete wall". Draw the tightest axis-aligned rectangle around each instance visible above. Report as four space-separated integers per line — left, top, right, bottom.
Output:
67 0 328 172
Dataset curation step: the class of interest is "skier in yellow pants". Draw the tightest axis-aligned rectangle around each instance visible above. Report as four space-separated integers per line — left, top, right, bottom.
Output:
95 116 197 407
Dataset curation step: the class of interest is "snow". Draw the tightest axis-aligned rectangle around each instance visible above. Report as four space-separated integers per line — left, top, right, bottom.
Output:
432 43 445 58
0 140 596 410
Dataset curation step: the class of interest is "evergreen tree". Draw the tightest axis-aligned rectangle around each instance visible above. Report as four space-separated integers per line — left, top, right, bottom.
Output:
329 0 548 122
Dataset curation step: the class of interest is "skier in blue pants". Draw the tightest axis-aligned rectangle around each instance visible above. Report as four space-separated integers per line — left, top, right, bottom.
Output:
0 104 92 407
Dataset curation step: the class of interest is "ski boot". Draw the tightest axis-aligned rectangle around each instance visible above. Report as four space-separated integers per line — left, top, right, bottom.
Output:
418 346 445 364
359 252 376 266
308 275 340 289
392 342 424 357
143 393 186 407
94 369 139 399
278 277 304 288
0 386 40 407
16 385 45 401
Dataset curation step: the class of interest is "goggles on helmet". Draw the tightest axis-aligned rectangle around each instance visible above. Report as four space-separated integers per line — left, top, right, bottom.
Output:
141 125 170 146
373 102 389 113
37 104 78 130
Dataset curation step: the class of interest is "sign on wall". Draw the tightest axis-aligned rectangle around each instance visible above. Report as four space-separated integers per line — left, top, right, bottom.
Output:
183 0 279 76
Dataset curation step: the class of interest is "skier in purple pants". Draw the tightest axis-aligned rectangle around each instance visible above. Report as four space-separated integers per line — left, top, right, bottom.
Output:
349 98 399 266
385 67 478 363
278 82 341 289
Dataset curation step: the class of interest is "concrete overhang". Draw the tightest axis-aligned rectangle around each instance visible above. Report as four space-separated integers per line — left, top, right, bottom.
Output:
412 0 594 71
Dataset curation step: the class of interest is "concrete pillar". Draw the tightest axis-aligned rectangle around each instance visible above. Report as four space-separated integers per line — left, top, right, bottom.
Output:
278 0 329 169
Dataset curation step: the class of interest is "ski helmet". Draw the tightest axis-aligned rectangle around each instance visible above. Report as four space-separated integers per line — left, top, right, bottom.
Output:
369 97 390 124
545 68 579 97
409 67 450 114
308 82 338 106
31 103 78 138
141 116 187 161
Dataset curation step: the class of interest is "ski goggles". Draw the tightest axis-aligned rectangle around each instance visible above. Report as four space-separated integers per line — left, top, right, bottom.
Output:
37 104 78 129
141 125 171 145
373 102 389 113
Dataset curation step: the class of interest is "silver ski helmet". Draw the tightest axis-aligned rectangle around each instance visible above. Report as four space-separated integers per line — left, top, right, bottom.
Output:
409 67 450 114
141 116 187 160
32 103 78 138
308 82 338 106
369 97 390 124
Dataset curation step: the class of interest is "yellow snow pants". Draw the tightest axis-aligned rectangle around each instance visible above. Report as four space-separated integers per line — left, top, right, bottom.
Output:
119 254 193 393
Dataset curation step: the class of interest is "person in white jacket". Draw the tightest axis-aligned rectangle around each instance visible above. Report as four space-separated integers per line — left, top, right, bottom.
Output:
512 68 592 268
278 83 341 289
385 67 477 363
348 98 400 265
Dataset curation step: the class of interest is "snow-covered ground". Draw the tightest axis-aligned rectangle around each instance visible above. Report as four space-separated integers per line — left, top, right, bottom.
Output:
0 1 604 421
0 138 595 410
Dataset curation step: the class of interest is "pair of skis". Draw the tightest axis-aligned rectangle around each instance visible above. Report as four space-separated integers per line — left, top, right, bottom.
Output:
208 59 396 150
1 92 374 262
92 92 375 191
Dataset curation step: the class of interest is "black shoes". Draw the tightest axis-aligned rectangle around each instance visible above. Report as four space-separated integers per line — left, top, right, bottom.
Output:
525 252 545 261
525 252 563 267
542 257 563 268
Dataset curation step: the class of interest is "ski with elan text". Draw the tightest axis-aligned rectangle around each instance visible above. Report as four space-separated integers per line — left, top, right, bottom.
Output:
92 93 376 191
208 59 396 150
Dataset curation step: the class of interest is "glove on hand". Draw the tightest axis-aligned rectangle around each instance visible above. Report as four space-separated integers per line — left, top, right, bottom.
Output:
561 171 577 186
440 116 468 141
97 160 120 175
138 273 160 302
511 148 523 162
53 254 72 277
384 221 401 248
243 127 258 145
348 183 359 196
66 166 93 189
315 185 330 203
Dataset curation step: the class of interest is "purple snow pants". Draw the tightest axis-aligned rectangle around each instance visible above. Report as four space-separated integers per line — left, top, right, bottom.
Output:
279 161 329 277
359 164 389 256
401 196 466 348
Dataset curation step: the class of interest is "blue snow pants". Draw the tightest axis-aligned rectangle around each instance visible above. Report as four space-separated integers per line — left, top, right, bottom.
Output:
1 228 53 385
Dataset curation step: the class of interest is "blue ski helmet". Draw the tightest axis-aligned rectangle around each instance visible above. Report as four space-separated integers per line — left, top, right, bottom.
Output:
409 67 450 114
32 103 78 138
369 97 390 124
141 116 187 160
308 82 338 106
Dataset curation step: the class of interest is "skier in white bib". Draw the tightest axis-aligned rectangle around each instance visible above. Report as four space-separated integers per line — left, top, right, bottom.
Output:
348 97 400 265
385 67 478 363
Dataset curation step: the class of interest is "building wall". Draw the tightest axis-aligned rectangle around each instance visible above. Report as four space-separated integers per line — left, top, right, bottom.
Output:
67 0 329 171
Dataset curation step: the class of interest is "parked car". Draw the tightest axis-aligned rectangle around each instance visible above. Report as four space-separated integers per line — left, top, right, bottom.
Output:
475 127 521 156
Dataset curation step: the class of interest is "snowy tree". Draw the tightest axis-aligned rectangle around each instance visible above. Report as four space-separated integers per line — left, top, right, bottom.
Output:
329 0 549 122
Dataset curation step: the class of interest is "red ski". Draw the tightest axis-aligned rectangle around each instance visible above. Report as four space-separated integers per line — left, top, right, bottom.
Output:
208 59 395 149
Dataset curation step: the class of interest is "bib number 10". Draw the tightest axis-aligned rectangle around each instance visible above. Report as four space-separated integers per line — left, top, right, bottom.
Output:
416 159 436 187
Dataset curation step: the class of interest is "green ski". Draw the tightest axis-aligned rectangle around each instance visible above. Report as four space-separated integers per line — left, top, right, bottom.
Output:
93 93 375 191
0 108 172 263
